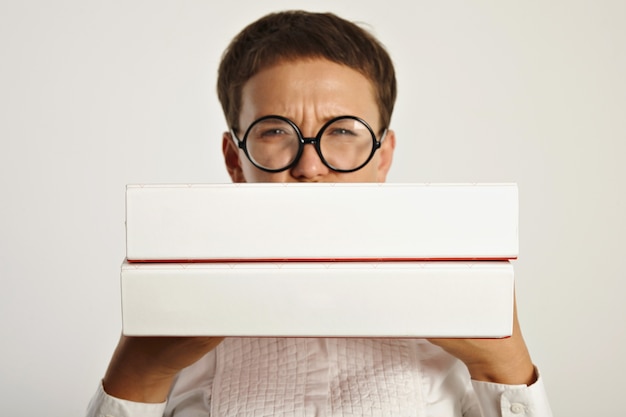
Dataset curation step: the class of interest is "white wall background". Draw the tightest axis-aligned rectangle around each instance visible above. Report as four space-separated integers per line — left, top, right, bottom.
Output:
1 1 624 415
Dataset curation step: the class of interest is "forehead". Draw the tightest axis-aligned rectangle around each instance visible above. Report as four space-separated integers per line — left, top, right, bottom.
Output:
239 59 379 129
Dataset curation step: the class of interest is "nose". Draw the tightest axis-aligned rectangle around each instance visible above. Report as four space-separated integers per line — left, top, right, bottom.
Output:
289 141 329 181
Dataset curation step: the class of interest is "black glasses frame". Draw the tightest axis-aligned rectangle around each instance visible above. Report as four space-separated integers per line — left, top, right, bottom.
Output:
231 115 387 173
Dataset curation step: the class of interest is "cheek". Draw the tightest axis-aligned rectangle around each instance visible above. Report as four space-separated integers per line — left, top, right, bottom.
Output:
351 171 379 183
241 163 291 183
344 158 382 182
329 171 376 183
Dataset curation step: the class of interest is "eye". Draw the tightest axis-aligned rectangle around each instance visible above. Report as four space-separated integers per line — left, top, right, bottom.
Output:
248 119 296 141
259 127 289 137
327 127 357 137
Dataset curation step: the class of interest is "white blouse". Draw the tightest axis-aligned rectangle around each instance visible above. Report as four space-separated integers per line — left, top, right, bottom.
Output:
87 338 552 417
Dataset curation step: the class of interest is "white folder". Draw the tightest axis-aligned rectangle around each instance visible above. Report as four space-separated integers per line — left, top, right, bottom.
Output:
121 261 514 337
125 183 518 261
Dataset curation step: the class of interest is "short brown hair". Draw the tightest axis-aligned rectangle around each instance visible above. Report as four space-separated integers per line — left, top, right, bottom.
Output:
217 10 397 131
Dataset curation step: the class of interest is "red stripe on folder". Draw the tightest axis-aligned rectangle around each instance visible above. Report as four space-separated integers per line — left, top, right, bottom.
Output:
126 256 517 264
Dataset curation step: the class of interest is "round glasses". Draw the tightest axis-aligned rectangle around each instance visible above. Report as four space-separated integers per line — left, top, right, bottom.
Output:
231 115 387 173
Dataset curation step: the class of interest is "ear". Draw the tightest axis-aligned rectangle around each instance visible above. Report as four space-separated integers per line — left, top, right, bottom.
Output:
376 129 396 182
222 132 247 183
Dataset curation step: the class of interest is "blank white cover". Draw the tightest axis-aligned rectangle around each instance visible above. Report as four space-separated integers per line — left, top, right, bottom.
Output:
125 183 519 261
121 261 514 337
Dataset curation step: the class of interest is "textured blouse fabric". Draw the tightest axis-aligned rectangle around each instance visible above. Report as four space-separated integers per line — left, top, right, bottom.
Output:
87 338 552 417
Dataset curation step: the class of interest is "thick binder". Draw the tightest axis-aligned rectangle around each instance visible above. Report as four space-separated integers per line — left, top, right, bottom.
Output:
125 183 518 262
121 261 514 337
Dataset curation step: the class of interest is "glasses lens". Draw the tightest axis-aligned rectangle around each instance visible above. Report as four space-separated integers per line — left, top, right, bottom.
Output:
246 118 300 170
320 118 375 170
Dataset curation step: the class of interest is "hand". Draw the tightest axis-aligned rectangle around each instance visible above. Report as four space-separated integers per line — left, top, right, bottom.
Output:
102 335 224 402
427 295 537 386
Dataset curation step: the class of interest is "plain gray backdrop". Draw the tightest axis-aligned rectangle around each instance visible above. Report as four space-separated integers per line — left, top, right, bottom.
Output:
1 1 624 415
